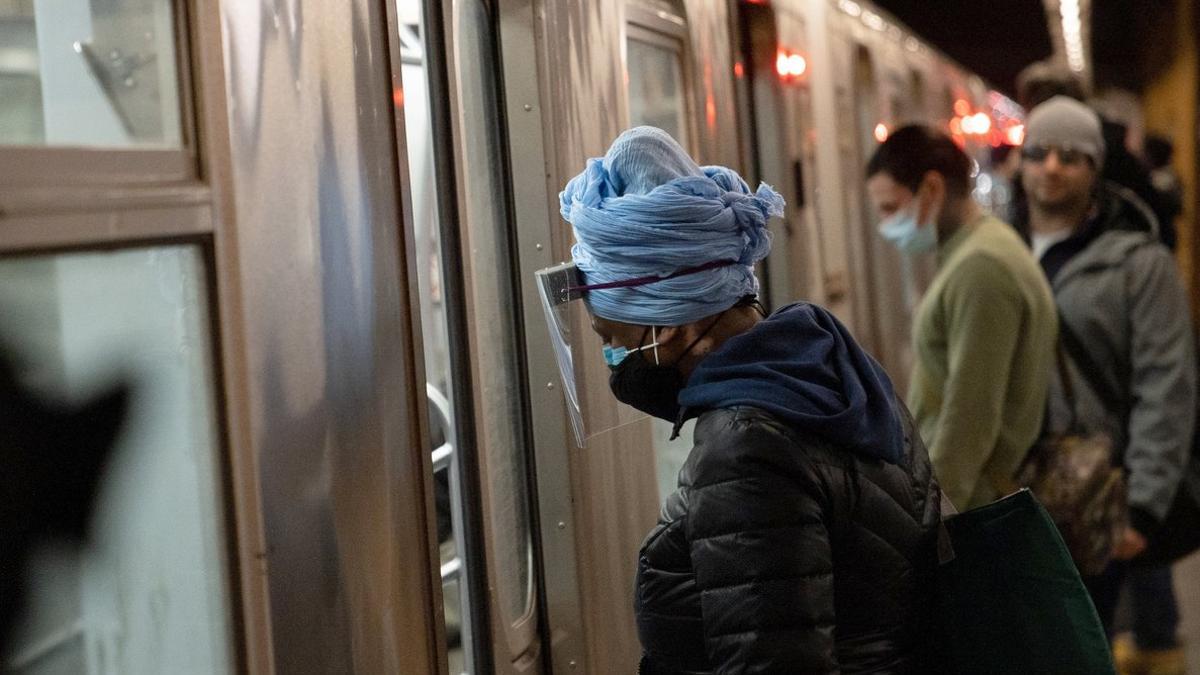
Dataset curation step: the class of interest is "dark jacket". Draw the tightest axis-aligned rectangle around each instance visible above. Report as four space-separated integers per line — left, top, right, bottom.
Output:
1100 119 1178 250
636 305 941 674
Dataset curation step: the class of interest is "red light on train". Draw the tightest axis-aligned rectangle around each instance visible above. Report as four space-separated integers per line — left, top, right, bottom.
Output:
775 49 807 79
954 99 971 117
958 113 992 136
788 54 807 76
734 61 745 78
874 123 889 143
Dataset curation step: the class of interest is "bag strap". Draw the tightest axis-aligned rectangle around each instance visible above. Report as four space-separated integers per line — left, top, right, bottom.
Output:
1057 311 1126 418
985 320 1089 498
1054 339 1081 434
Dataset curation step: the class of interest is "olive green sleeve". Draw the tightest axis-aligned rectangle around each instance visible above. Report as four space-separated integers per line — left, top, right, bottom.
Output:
928 254 1024 507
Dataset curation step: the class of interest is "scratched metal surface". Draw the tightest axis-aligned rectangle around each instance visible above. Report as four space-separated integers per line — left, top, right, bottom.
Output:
218 0 438 671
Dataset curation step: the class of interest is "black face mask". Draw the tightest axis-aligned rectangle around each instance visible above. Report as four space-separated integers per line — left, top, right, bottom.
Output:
608 349 687 422
607 314 726 422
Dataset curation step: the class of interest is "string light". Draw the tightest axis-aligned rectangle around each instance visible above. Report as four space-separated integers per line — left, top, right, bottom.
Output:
1060 0 1085 72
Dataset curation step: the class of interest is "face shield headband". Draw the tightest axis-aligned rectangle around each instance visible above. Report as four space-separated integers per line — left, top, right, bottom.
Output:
534 259 738 447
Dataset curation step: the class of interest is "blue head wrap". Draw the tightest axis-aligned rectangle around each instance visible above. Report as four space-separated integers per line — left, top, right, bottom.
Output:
559 126 784 326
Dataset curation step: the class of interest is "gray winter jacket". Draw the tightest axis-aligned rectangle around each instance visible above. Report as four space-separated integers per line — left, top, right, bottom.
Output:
1041 184 1197 534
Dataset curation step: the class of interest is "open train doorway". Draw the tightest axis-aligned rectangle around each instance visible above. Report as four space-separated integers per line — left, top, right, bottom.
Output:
391 1 542 673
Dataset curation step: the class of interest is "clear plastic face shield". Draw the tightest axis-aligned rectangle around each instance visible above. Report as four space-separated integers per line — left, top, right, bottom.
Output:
534 262 648 447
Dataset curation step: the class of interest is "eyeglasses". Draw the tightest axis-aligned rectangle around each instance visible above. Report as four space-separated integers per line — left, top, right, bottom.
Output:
1021 144 1091 166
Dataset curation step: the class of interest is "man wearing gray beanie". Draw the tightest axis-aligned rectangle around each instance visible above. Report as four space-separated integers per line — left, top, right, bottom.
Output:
1021 95 1199 659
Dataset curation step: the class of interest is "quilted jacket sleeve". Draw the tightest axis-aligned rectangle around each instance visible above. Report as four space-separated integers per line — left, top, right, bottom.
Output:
685 413 838 673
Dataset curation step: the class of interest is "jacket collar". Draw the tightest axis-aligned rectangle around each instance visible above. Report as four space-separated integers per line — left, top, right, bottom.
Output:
1049 183 1158 289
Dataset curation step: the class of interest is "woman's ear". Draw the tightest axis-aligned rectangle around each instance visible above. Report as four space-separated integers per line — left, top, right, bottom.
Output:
654 325 682 347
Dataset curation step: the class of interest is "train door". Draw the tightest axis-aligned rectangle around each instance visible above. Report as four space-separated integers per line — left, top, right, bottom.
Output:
389 2 542 673
2 0 445 673
732 1 814 314
735 0 863 320
847 43 916 389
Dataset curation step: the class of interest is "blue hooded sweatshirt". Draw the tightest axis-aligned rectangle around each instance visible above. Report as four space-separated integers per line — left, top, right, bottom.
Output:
678 303 906 464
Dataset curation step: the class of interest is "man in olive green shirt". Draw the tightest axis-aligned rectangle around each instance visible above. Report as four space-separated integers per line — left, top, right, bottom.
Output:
865 126 1057 508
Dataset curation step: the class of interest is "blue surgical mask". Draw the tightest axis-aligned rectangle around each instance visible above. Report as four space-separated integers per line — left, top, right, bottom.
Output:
603 326 660 367
879 201 938 255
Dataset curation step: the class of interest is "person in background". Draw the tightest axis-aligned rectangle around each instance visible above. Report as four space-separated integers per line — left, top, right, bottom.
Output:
865 125 1057 510
1144 133 1185 241
988 143 1023 224
555 126 941 673
1017 97 1196 675
1015 61 1178 250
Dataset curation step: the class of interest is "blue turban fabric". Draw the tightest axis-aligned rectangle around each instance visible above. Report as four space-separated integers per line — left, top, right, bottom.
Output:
559 126 785 326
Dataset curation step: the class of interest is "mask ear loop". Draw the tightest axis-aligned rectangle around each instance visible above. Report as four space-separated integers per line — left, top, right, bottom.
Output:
670 311 727 367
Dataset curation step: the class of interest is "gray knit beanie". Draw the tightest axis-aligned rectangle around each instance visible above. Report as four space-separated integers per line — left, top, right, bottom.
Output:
1023 95 1106 166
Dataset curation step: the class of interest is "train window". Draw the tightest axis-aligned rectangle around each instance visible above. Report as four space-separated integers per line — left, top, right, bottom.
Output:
0 0 183 148
0 245 234 674
626 30 690 148
625 2 692 150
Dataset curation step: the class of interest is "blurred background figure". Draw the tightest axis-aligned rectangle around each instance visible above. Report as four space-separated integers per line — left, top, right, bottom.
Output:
1020 96 1197 675
1015 61 1179 250
0 348 128 654
989 143 1024 224
1144 133 1186 241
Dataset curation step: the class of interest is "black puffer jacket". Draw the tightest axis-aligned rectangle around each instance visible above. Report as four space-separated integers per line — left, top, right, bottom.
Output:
635 404 940 674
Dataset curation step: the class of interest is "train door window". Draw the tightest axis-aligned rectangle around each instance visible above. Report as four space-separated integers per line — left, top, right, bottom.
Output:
396 1 538 672
625 3 692 150
0 0 237 671
0 246 235 674
0 0 182 148
0 0 191 183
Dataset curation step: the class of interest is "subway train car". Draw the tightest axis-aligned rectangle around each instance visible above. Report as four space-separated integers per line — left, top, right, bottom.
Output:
0 0 1021 673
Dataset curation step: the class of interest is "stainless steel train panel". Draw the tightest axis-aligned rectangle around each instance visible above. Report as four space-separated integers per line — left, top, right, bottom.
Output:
216 0 443 671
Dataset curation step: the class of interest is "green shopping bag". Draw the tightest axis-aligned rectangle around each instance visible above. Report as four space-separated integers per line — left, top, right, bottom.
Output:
933 489 1116 674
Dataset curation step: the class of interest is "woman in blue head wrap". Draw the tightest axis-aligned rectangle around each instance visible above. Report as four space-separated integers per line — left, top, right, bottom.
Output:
560 127 940 673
